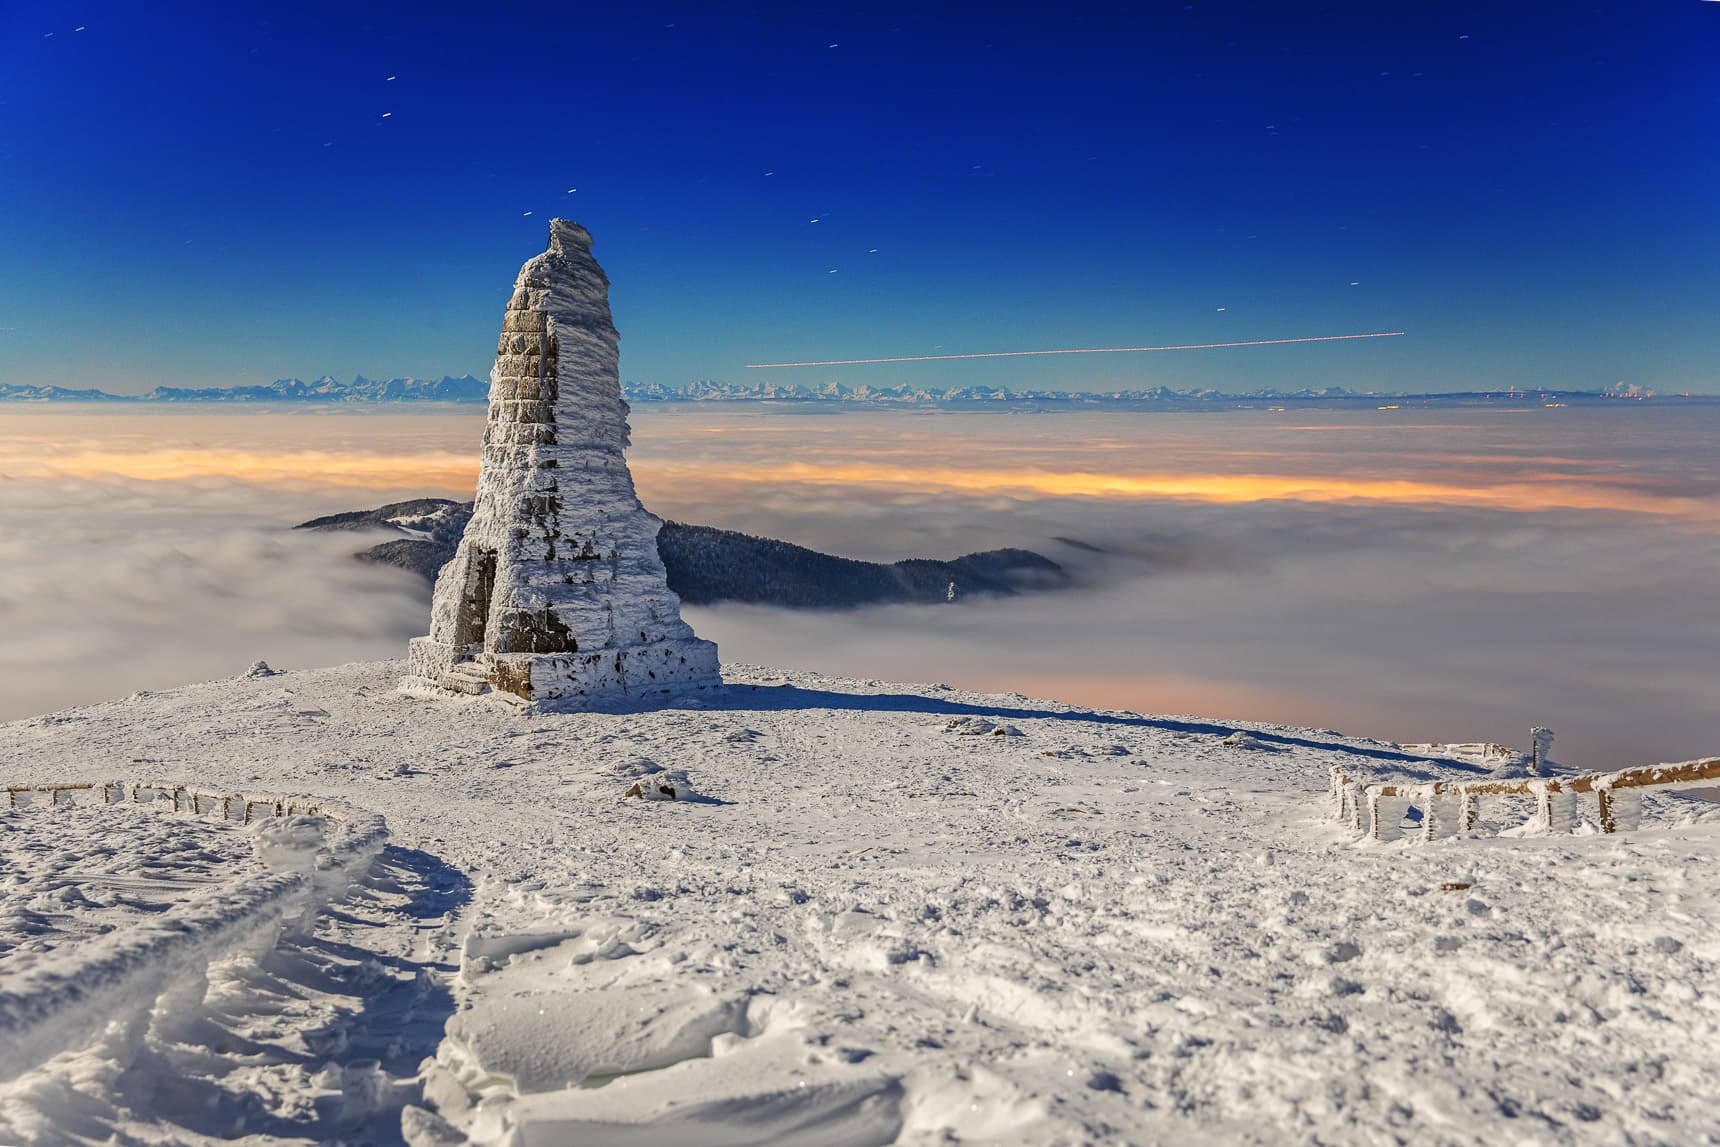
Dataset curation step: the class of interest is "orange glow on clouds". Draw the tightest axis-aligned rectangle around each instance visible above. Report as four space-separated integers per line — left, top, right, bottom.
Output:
7 443 1715 524
10 447 480 492
3 408 1714 527
637 458 1720 523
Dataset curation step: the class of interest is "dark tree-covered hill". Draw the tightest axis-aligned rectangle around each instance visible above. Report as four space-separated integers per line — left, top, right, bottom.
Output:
296 500 1069 609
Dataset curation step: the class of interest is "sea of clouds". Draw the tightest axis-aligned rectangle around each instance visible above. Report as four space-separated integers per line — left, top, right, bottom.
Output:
2 405 1715 768
683 494 1720 768
642 405 1720 768
0 476 429 720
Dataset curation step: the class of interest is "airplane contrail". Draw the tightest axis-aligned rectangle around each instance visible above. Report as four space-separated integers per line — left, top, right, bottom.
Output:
745 330 1405 369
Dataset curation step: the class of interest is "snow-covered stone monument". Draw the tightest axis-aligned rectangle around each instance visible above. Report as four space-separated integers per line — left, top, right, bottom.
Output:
402 219 721 707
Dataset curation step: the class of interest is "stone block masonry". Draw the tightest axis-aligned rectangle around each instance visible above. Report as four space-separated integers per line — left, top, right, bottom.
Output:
402 220 721 707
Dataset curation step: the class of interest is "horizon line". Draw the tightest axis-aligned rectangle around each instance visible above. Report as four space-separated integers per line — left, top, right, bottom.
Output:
745 331 1407 369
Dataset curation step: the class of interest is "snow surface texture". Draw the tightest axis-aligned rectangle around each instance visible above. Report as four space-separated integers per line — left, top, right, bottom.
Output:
0 785 389 1145
3 660 1718 1145
405 219 720 707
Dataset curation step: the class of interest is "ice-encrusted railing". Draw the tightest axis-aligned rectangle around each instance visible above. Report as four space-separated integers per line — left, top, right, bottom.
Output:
1329 757 1720 844
5 779 343 822
0 780 387 1083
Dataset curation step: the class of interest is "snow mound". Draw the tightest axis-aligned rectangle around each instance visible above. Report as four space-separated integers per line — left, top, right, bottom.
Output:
441 981 747 1094
492 1029 905 1146
253 813 326 872
613 755 665 778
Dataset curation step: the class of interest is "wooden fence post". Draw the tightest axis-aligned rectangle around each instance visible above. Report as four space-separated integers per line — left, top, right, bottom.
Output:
1603 787 1642 833
1529 781 1576 835
1368 788 1409 843
1456 786 1478 832
1419 785 1452 843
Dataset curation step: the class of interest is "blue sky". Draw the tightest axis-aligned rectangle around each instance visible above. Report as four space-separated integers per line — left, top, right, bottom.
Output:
2 1 1716 394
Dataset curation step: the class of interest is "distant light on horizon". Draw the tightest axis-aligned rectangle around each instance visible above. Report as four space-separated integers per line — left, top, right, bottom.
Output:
745 331 1407 369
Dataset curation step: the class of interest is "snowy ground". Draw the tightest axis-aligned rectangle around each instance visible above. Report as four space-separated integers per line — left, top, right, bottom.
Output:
2 661 1717 1146
1 804 259 977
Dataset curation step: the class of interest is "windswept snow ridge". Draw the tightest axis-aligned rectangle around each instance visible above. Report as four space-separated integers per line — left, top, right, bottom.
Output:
0 865 309 1082
0 792 384 1079
0 785 394 1145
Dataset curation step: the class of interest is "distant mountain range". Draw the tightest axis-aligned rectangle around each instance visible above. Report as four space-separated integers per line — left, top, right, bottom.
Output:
0 374 490 404
4 375 1710 408
297 499 1071 610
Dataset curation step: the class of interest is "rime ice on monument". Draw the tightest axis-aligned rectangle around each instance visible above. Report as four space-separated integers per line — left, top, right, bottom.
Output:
403 219 721 706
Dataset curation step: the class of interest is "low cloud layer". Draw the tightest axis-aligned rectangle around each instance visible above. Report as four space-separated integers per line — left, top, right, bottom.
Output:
634 407 1720 769
689 499 1720 768
3 405 1716 768
0 476 430 720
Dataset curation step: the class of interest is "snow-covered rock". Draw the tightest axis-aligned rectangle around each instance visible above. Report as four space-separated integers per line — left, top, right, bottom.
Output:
1220 730 1280 751
403 220 720 708
943 716 1023 736
623 768 695 801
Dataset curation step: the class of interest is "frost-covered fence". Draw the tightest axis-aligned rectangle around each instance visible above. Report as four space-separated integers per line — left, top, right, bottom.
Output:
5 779 344 822
1329 757 1720 843
3 781 105 807
0 782 386 1083
1394 742 1517 763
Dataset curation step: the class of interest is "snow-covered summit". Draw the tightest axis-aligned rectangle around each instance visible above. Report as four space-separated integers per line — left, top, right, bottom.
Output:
3 660 1716 1145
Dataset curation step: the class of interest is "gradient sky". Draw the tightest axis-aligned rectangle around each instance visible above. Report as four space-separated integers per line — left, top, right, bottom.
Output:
2 1 1717 394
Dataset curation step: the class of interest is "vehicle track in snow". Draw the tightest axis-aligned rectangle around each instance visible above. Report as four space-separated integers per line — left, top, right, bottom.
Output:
0 799 469 1146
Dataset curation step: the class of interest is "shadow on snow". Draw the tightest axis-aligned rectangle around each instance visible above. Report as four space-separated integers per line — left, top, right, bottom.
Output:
113 844 472 1147
702 681 1490 779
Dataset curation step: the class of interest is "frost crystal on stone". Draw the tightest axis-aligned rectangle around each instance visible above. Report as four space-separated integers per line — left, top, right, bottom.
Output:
403 219 721 707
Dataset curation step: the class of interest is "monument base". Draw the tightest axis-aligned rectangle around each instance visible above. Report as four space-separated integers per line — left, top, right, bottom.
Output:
401 634 722 709
406 635 465 683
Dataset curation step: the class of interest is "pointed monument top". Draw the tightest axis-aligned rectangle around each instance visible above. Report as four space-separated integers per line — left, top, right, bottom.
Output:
547 218 593 254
